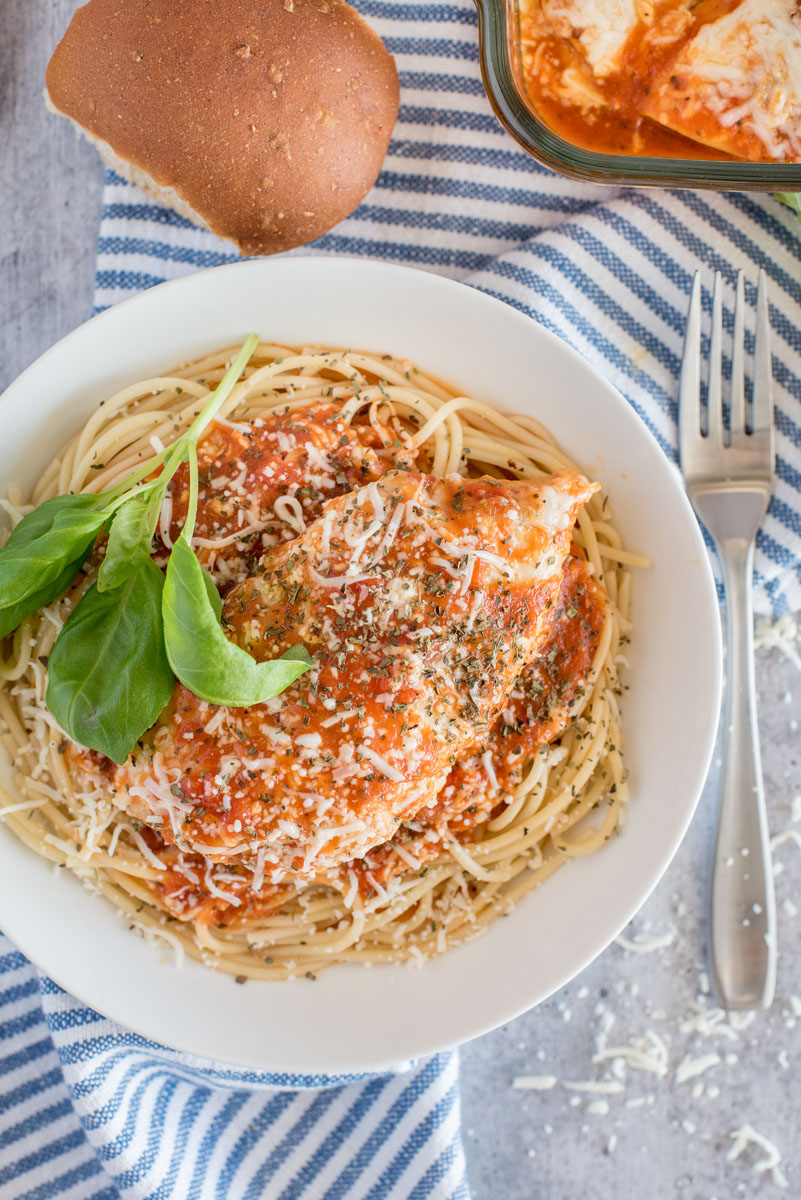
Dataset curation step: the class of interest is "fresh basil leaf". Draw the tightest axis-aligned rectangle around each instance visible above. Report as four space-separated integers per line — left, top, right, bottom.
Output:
776 193 801 221
0 495 107 636
202 567 222 621
163 534 311 707
2 493 100 552
97 495 156 592
280 644 314 666
0 502 107 610
46 557 174 764
0 553 89 639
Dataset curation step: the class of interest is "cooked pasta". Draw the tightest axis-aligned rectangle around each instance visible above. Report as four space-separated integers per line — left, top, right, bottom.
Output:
0 343 644 979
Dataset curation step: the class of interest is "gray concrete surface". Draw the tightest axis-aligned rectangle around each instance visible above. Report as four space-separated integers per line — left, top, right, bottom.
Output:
3 3 801 1198
0 2 103 384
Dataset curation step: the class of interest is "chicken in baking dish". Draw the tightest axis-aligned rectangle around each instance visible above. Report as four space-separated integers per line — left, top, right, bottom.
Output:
518 0 801 161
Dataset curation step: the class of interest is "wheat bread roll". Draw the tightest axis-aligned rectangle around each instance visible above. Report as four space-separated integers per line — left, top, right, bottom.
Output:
46 0 399 255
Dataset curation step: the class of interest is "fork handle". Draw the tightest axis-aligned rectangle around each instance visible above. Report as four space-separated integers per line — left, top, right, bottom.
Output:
710 537 777 1010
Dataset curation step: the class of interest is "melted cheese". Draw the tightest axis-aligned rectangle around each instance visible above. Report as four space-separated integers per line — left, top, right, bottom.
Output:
111 469 597 883
643 0 801 160
540 0 642 77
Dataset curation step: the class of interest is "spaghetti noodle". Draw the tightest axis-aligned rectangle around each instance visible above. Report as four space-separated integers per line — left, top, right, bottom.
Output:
0 344 643 979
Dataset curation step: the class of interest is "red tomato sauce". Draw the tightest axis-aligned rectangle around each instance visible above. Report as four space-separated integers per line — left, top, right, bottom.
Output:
142 551 607 925
517 0 743 159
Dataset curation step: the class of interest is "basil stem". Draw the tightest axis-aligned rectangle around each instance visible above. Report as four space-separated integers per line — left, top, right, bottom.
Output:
184 441 200 539
182 335 259 449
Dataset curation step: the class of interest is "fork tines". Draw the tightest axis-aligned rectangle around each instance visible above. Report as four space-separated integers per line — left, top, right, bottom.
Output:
679 268 774 481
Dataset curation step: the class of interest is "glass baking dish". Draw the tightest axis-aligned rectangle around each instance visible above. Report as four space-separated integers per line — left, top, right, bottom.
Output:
475 0 801 189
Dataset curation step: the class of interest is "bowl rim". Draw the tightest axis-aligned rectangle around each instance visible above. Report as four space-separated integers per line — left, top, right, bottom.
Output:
0 257 724 1073
474 0 801 189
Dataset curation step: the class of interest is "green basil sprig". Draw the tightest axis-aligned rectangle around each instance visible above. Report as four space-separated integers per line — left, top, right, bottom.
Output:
0 334 313 763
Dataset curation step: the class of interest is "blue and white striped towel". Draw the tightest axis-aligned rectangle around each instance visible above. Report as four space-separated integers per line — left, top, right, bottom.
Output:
0 934 466 1199
5 0 801 1195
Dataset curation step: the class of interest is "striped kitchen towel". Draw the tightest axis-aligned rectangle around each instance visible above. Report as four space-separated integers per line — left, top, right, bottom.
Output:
5 0 801 1195
0 931 467 1199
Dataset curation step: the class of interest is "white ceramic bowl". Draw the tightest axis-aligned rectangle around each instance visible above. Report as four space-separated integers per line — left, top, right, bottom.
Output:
0 258 721 1074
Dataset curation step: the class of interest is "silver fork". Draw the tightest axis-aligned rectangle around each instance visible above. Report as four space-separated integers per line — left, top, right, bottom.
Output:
679 269 776 1011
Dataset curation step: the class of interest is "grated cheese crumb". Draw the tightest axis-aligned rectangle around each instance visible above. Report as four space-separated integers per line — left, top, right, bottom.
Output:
728 1124 789 1190
675 1053 721 1085
512 1075 558 1091
755 614 801 669
615 924 677 954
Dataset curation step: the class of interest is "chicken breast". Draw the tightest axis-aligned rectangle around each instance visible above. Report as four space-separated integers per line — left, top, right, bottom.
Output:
123 551 608 925
336 552 609 897
642 0 801 161
160 400 409 589
111 468 598 882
